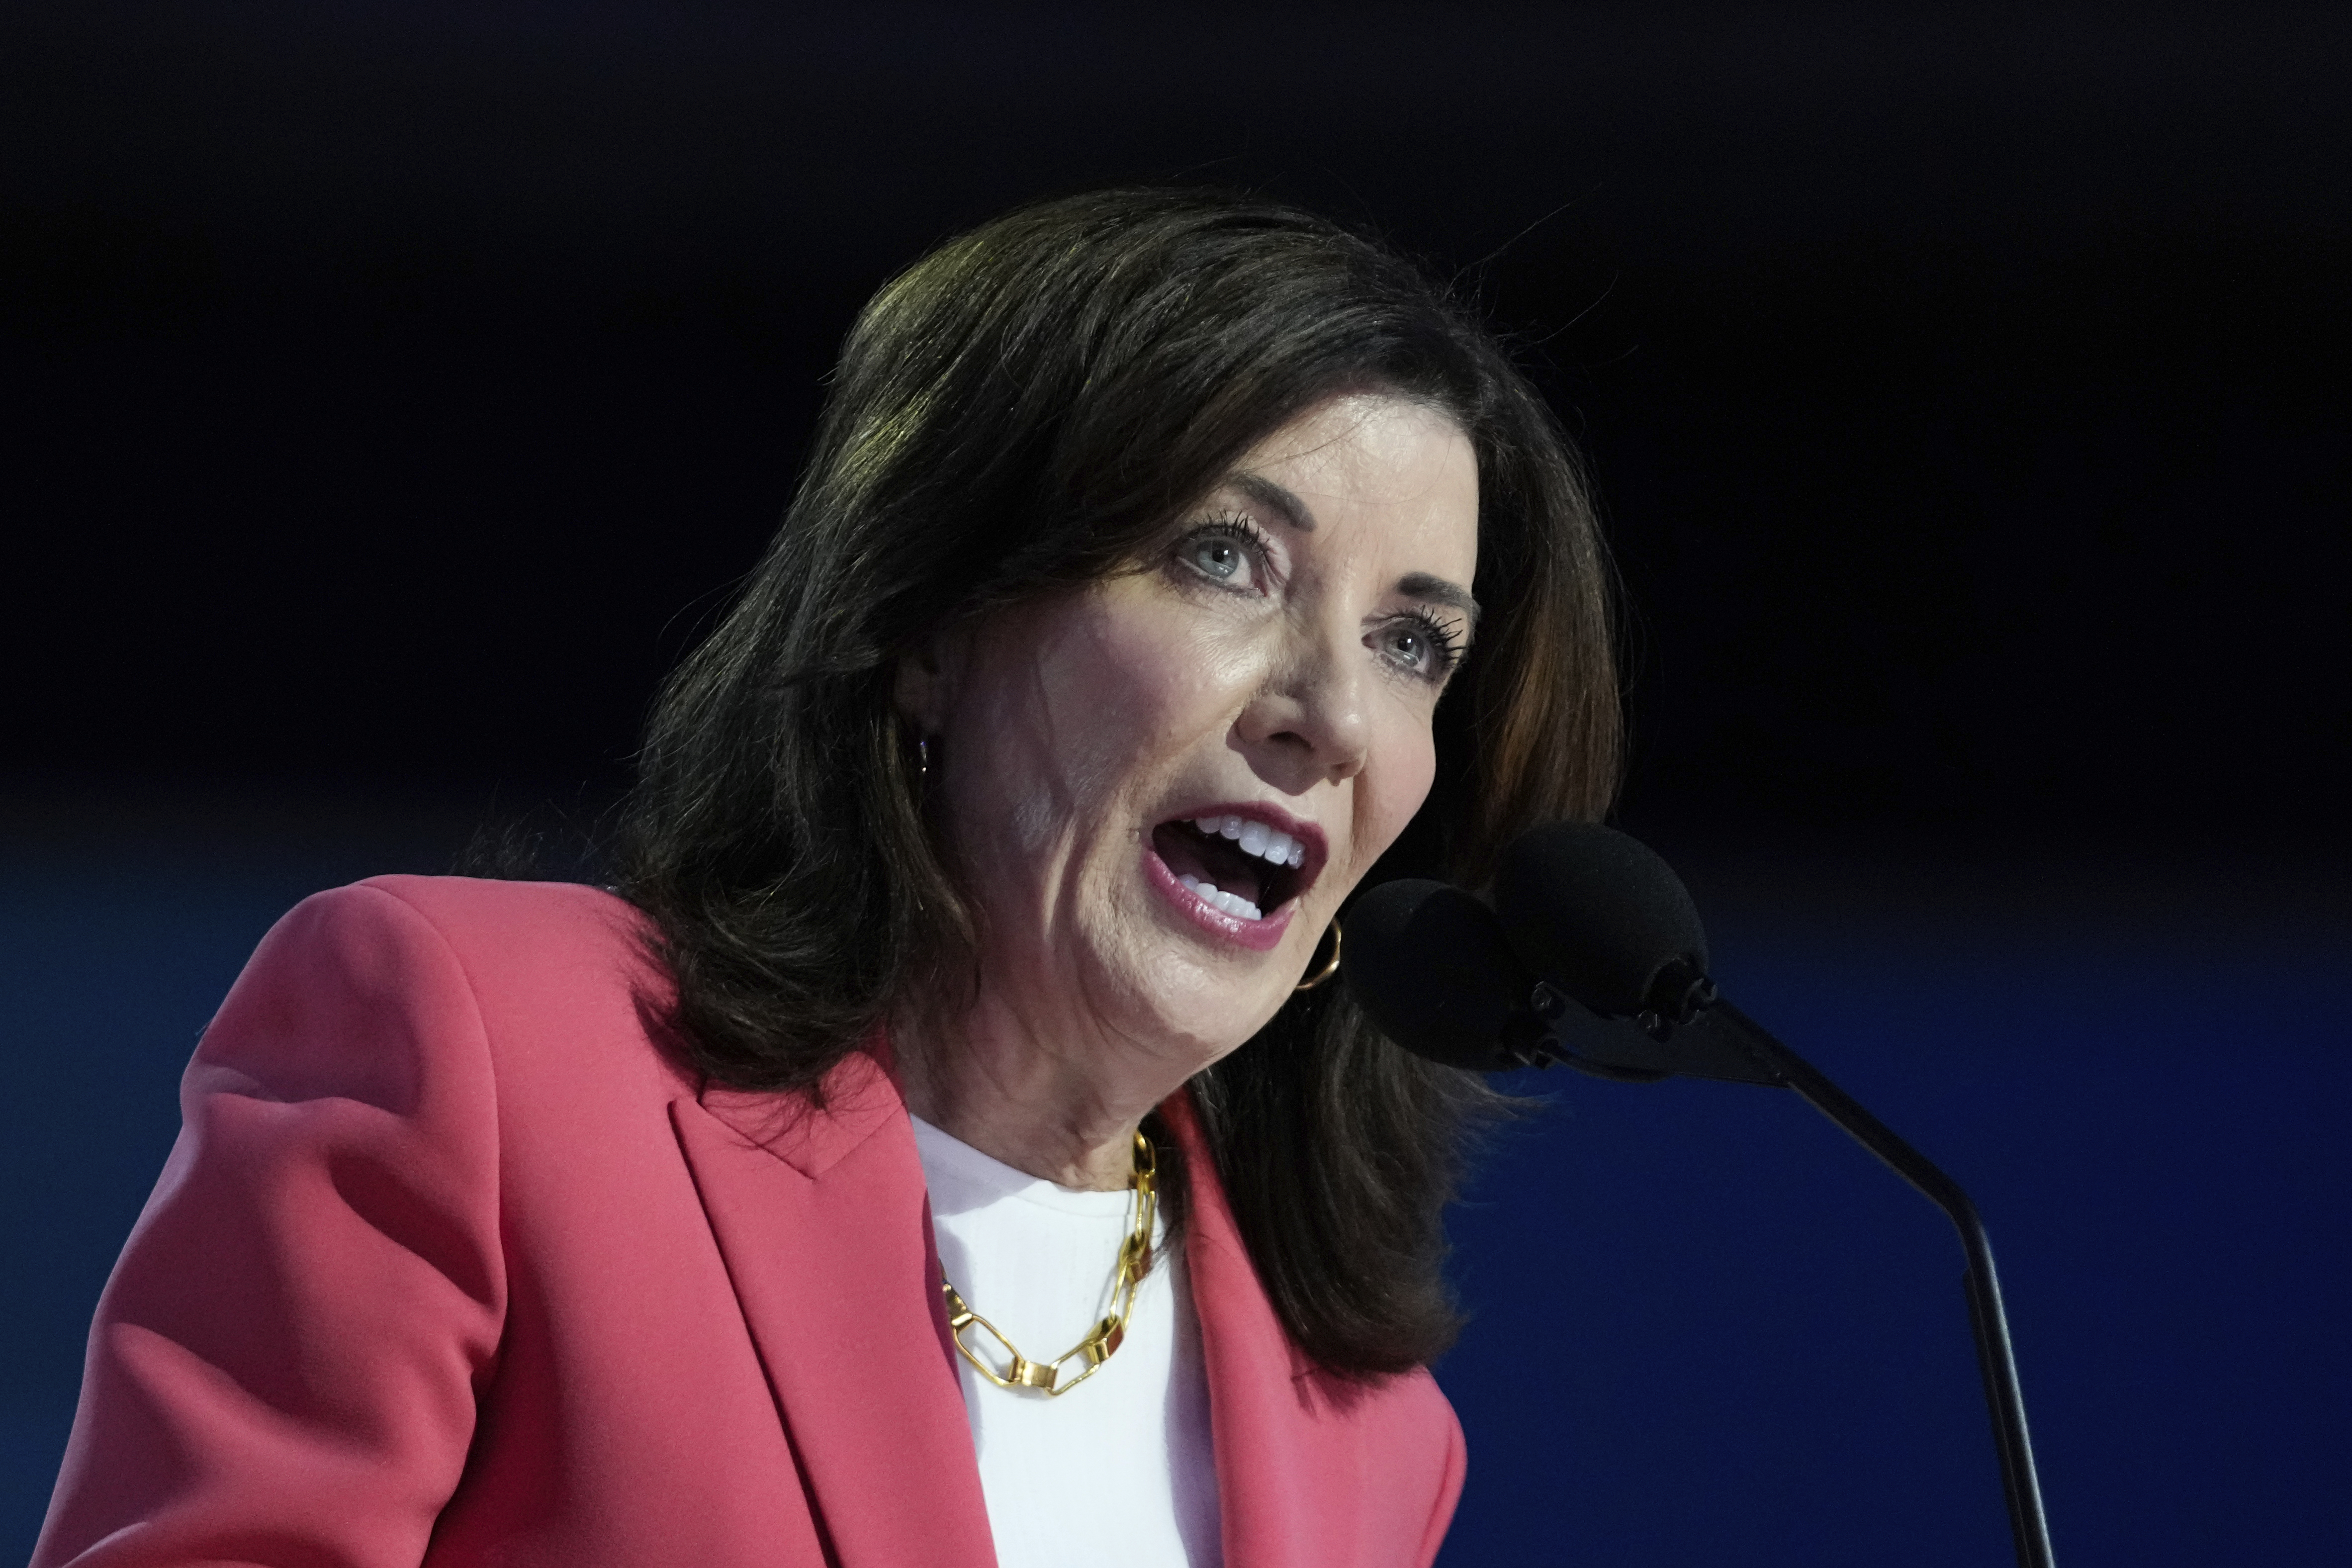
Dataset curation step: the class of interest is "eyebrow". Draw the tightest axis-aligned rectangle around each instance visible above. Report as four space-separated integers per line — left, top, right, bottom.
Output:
1398 571 1481 627
1230 471 1316 532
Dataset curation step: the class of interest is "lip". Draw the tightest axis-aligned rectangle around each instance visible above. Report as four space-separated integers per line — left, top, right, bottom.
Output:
1141 799 1328 956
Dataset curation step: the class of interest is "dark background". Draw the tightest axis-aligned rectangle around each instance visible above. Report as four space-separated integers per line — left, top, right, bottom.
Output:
4 3 2347 1563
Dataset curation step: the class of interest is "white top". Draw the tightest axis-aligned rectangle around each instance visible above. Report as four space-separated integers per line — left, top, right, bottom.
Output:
912 1115 1222 1568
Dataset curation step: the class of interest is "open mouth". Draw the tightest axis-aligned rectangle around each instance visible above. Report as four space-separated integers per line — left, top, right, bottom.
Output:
1149 811 1316 923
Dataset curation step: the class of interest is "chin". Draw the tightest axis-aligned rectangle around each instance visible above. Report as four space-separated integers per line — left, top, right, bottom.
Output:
1111 947 1293 1068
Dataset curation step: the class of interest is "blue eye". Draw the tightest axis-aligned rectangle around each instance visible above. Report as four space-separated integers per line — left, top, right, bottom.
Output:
1173 516 1274 592
1374 613 1464 683
1188 536 1247 581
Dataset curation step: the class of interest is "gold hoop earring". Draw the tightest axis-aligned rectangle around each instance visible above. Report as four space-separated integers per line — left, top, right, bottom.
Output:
1293 921 1343 992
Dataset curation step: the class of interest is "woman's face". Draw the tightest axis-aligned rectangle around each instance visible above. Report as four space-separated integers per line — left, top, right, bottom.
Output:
907 390 1480 1073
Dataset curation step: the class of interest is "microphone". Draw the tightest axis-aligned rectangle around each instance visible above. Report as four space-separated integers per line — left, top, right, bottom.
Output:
1493 818 1710 1018
1338 844 1782 1087
1342 824 2057 1568
1339 879 1668 1080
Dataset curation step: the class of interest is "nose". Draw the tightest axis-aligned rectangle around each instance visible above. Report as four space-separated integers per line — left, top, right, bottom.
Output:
1235 624 1372 792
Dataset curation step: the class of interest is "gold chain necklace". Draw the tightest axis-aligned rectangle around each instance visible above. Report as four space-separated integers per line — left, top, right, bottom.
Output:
940 1131 1158 1397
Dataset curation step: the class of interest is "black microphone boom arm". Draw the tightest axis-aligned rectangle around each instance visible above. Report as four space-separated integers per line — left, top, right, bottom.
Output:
1521 995 2057 1568
1341 851 2057 1563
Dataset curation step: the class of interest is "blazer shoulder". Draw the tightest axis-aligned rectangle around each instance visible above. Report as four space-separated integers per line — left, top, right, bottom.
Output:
337 874 658 997
353 872 646 950
271 876 686 1103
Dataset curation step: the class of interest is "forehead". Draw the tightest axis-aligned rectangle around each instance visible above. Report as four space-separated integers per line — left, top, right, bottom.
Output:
1229 393 1479 574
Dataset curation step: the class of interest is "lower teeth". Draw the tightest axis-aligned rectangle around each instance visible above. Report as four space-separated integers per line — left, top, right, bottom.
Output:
1177 874 1262 922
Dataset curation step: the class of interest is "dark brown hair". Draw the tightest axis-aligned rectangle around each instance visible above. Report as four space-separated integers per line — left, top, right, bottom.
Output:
618 187 1619 1378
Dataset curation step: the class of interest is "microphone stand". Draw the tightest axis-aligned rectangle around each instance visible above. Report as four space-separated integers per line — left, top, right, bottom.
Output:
1365 841 2057 1561
1676 999 2056 1568
1522 981 2055 1565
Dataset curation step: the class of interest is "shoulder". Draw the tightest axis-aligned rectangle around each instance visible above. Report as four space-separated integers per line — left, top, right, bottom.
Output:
344 873 649 966
220 875 684 1101
263 874 659 1007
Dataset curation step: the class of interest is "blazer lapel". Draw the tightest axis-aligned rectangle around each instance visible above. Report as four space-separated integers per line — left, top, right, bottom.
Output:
671 1048 997 1568
1167 1092 1375 1568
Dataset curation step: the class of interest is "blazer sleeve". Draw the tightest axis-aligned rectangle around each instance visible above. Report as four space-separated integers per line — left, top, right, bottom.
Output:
34 883 508 1568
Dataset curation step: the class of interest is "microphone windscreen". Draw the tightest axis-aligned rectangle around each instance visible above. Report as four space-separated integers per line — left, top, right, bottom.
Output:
1493 822 1709 1016
1341 879 1535 1072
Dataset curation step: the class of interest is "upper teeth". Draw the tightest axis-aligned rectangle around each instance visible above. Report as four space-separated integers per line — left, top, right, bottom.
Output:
1193 815 1307 869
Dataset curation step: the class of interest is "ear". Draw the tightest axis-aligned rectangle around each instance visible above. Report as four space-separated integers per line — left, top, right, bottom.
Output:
892 622 970 735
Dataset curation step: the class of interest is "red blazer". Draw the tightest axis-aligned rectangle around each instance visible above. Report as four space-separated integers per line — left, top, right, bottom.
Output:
34 875 1465 1567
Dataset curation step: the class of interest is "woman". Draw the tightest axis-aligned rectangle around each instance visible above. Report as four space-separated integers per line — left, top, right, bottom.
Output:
35 188 1619 1568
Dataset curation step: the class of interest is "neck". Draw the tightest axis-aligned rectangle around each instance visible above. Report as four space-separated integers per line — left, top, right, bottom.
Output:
892 992 1189 1191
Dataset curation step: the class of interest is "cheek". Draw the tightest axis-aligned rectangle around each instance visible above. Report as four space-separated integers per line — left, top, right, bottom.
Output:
1072 588 1258 732
1349 717 1441 879
1096 612 1256 737
971 597 1249 843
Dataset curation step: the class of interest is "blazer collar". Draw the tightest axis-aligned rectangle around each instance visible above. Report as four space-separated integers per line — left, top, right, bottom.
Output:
671 1044 1381 1568
1166 1090 1382 1568
670 1045 998 1568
